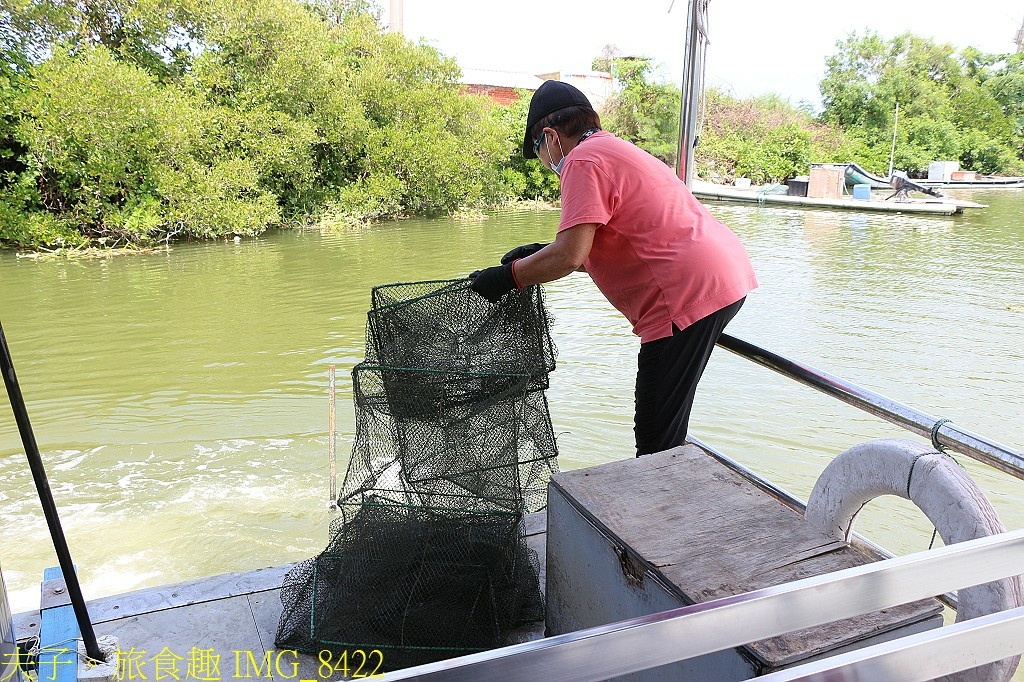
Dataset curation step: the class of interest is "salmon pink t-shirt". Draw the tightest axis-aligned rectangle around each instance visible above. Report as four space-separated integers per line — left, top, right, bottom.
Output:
558 131 758 343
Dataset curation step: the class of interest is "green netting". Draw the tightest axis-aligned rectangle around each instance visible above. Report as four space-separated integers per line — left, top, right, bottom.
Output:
275 280 558 670
365 280 555 393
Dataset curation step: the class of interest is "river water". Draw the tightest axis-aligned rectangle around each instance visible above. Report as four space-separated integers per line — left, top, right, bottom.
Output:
1 191 1022 616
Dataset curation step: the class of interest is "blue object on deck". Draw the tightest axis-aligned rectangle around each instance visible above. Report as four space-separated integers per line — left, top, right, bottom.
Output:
39 566 79 682
852 184 872 201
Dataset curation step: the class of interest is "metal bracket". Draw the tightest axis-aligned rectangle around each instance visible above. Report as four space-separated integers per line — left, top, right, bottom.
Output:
40 578 71 611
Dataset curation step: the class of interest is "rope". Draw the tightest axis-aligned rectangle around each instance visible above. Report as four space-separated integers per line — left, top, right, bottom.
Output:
906 434 959 551
905 452 930 497
905 451 945 552
930 417 953 453
694 0 711 148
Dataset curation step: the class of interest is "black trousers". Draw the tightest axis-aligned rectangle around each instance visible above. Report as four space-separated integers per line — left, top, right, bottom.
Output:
634 297 745 456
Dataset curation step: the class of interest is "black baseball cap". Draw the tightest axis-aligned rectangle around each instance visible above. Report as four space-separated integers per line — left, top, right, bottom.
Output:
523 80 595 158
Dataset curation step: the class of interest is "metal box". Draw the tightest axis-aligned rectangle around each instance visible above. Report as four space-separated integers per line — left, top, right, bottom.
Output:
546 445 944 681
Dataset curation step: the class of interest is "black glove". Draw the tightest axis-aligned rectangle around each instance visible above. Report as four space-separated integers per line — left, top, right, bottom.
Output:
469 263 518 302
500 242 547 265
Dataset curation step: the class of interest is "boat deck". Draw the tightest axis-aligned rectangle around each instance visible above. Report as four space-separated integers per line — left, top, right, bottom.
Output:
12 514 548 680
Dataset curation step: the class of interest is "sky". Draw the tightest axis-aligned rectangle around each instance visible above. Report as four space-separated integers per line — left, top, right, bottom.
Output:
385 0 1024 109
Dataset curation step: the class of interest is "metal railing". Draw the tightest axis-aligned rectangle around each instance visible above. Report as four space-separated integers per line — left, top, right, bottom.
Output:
381 529 1024 682
378 334 1024 681
759 607 1024 682
717 334 1024 481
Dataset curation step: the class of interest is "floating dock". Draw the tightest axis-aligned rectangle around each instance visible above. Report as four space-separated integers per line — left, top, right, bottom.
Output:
692 180 986 215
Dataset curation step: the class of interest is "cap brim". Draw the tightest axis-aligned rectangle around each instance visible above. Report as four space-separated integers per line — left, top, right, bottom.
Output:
523 129 536 159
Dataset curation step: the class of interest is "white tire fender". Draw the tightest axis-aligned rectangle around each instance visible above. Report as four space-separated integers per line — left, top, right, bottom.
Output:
805 438 1022 682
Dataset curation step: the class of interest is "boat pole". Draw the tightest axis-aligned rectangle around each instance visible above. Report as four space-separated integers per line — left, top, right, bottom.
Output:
0 319 102 661
676 0 709 188
887 101 899 179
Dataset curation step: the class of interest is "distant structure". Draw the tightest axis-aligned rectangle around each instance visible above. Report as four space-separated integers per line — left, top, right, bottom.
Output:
460 69 613 109
1016 16 1024 53
537 71 614 110
388 0 403 34
460 69 546 106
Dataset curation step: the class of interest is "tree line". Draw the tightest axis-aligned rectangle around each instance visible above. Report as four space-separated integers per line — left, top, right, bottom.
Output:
2 1 1021 250
1 0 560 249
598 35 1023 186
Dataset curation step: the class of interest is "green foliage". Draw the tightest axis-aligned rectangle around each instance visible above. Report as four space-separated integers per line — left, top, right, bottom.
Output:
5 0 208 80
1 0 517 248
5 6 1024 251
599 55 681 166
820 31 1022 176
16 46 174 244
188 1 509 222
11 46 284 246
807 125 885 171
697 90 820 183
155 158 280 237
485 92 560 203
983 52 1024 157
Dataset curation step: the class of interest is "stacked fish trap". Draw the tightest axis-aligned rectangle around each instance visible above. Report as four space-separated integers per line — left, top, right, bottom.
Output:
275 279 559 670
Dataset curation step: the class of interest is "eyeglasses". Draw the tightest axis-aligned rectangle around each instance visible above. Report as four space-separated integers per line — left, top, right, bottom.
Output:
532 133 544 156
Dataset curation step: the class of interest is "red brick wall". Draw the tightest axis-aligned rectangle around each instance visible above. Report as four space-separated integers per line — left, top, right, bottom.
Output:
461 84 522 106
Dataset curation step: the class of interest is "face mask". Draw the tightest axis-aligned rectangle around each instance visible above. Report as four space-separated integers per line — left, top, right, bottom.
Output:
544 134 566 176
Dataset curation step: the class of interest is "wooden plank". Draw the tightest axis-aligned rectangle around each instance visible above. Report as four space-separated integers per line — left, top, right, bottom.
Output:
808 167 845 199
551 446 943 668
39 567 79 682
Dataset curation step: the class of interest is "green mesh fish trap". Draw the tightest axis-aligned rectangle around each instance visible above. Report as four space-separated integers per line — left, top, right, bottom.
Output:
303 501 542 670
343 364 554 514
365 279 556 392
275 279 558 670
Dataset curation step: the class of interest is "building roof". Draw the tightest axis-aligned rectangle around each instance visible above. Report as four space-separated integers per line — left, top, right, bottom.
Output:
459 68 546 91
459 68 614 109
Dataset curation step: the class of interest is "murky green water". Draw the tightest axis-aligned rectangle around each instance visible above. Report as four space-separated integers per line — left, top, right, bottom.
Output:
1 191 1022 615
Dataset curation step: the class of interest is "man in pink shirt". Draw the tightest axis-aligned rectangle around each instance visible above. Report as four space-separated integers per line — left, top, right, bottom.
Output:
470 80 757 456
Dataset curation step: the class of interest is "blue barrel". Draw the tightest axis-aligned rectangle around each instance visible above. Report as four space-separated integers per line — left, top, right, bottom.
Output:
852 184 871 201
